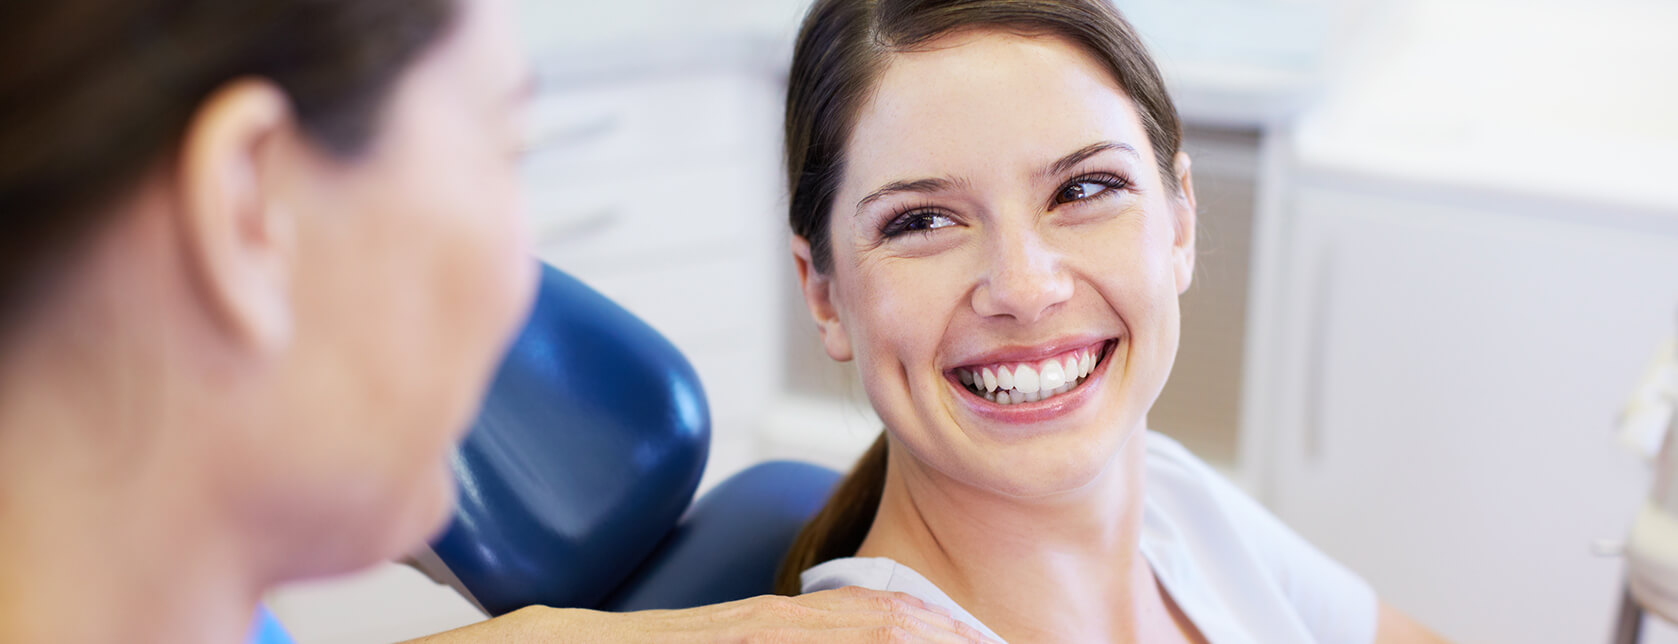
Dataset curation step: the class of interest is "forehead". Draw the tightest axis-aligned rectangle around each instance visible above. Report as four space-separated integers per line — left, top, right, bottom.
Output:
844 31 1151 187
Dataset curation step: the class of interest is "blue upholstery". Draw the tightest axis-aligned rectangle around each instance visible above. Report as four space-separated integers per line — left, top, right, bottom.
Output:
602 460 839 611
431 263 839 615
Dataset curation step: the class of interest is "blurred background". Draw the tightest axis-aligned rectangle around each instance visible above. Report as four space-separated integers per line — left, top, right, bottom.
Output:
270 0 1678 641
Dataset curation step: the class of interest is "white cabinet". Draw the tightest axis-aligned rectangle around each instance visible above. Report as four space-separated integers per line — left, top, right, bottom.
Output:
1252 181 1678 643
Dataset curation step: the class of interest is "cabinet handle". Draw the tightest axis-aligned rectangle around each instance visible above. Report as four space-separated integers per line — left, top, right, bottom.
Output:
538 207 621 247
523 113 622 156
1303 243 1336 465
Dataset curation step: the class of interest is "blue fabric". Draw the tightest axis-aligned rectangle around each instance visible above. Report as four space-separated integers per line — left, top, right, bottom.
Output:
246 606 293 644
431 264 710 615
602 460 840 611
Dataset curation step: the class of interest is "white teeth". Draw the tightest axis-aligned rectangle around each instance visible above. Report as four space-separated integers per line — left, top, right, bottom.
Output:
1039 359 1066 391
958 343 1112 404
1013 364 1040 394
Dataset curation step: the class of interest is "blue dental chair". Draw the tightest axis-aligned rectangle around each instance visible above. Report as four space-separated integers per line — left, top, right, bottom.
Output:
415 263 841 615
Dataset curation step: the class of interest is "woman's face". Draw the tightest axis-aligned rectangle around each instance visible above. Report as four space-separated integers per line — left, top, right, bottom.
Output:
803 31 1195 498
241 0 536 571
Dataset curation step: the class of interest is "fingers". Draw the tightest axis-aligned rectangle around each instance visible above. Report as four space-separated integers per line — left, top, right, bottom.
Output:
788 587 1002 643
666 588 1002 643
800 586 934 614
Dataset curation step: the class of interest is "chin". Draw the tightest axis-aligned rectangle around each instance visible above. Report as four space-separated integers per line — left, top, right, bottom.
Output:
360 462 460 567
983 449 1115 498
948 410 1143 499
408 462 462 546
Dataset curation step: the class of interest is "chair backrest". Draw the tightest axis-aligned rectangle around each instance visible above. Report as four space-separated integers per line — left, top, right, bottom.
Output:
427 264 838 615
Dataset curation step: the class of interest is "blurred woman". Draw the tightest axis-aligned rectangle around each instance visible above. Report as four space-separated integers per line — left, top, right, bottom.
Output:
0 0 989 642
776 1 1449 642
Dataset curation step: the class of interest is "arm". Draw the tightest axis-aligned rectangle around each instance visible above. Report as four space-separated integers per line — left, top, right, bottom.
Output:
1375 601 1452 644
399 587 999 644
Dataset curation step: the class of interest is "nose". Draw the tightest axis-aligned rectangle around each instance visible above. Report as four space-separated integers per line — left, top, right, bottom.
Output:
971 226 1074 324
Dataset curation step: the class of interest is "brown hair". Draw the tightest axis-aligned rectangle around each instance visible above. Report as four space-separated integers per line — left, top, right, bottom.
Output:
0 0 457 340
775 0 1182 595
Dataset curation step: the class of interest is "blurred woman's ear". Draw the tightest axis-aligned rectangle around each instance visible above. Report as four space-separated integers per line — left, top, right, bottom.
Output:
790 235 853 362
176 79 300 356
1170 151 1197 295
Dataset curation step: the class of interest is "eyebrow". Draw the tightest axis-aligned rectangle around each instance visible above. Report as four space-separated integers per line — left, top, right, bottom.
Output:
854 176 968 215
1042 141 1139 178
852 141 1140 216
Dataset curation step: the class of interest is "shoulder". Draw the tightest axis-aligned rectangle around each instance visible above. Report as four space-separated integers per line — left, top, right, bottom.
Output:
1139 430 1378 644
1140 430 1288 547
801 557 1006 642
1140 430 1221 489
1139 430 1256 533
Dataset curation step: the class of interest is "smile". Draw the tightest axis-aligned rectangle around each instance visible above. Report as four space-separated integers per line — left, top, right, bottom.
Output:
951 339 1115 406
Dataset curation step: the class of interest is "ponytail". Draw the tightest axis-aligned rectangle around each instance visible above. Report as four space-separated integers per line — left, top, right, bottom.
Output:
774 432 889 595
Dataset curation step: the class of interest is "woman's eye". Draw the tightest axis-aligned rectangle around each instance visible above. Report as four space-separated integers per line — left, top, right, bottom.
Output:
883 211 957 237
1053 177 1125 205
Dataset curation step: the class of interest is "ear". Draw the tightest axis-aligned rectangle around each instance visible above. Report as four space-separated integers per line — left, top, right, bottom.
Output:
174 79 299 356
1168 151 1198 295
790 235 852 362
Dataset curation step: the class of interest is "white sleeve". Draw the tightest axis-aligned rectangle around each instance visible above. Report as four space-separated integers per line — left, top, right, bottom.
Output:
1192 448 1379 644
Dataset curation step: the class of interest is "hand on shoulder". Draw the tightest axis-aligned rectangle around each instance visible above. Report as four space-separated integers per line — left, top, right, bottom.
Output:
403 586 1001 643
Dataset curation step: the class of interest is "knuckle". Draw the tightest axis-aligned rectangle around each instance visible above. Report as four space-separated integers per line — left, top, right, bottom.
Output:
887 611 921 631
760 595 805 618
886 594 921 615
872 625 916 644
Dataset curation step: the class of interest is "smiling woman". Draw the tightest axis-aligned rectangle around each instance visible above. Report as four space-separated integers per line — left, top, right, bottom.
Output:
775 1 1447 643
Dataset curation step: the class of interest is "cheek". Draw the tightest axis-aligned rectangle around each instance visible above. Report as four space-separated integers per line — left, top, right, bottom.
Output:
1069 209 1180 310
842 256 971 420
332 136 532 455
430 169 530 332
419 170 533 425
847 258 957 361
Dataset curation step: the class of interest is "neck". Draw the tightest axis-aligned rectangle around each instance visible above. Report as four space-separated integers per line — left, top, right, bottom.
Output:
0 316 266 644
857 429 1178 643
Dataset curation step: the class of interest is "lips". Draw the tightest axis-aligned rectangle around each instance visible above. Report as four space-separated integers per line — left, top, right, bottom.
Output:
950 339 1114 406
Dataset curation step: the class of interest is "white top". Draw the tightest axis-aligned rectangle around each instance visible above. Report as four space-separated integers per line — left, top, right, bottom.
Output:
801 431 1377 644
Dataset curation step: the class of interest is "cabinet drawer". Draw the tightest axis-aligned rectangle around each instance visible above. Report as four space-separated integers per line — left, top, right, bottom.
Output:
524 163 777 272
523 73 779 174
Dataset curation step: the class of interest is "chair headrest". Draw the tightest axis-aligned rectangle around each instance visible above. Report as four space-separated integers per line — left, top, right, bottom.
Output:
431 263 710 615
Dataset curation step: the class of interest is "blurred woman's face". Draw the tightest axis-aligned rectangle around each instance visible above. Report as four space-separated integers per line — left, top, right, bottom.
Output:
244 0 536 571
810 31 1195 498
